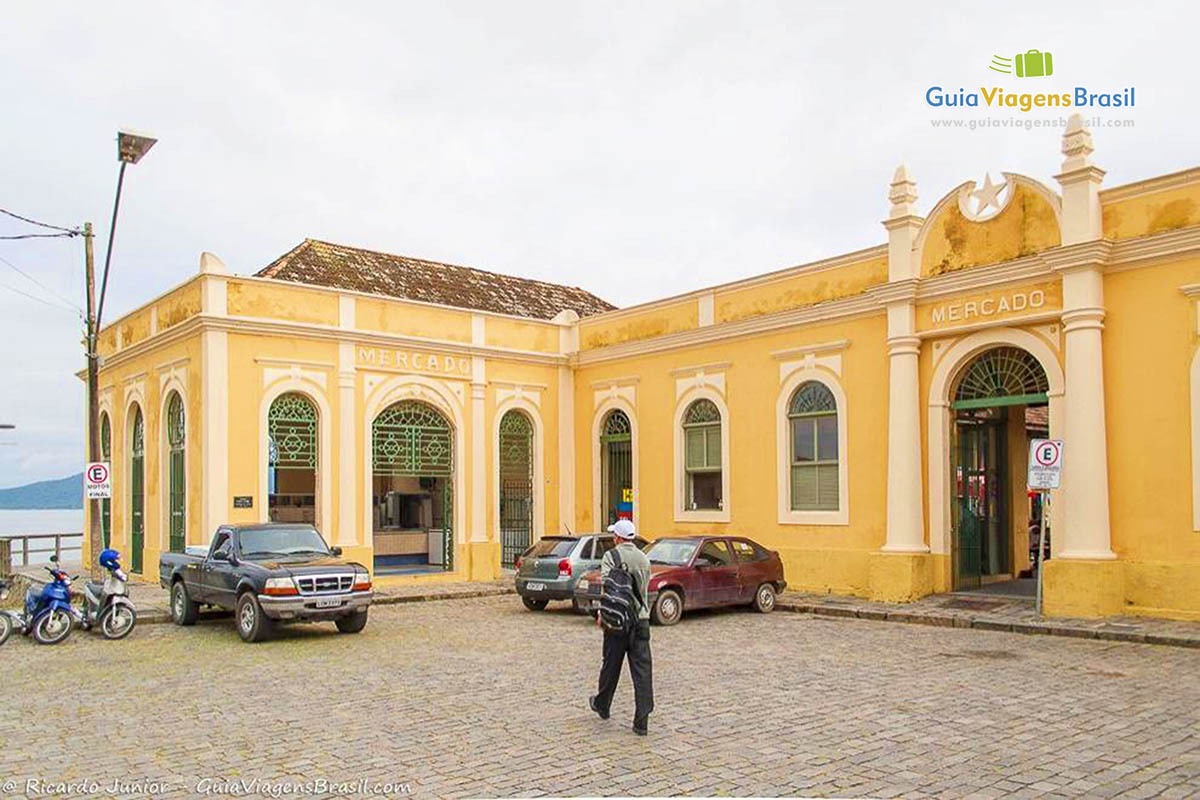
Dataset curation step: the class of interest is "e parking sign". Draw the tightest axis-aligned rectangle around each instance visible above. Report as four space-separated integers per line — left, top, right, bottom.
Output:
85 461 112 500
1027 439 1063 490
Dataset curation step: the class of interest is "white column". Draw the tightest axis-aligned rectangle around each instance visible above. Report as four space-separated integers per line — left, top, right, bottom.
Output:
470 356 488 543
553 310 580 535
881 166 928 553
1053 114 1115 560
199 257 228 543
337 341 357 546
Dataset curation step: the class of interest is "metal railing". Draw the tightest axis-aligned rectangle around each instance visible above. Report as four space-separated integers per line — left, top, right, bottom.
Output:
0 533 83 575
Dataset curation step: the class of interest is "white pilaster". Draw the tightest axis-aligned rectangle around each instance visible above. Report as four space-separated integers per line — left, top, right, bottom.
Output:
880 166 928 553
200 329 228 541
470 355 487 543
554 310 580 534
1053 116 1115 560
337 341 357 545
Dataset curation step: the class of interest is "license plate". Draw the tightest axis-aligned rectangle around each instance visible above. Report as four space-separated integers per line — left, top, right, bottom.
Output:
526 582 545 592
314 597 343 608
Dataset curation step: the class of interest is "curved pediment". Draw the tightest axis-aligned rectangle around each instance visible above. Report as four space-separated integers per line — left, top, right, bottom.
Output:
917 173 1062 278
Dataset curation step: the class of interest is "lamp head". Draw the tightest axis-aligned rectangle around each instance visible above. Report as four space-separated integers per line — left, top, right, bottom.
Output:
117 129 157 164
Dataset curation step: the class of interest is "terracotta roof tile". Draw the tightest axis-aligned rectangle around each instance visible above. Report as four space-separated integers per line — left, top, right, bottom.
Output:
255 239 615 321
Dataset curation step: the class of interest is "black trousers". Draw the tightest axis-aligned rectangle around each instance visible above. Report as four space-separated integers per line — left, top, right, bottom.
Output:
595 619 654 726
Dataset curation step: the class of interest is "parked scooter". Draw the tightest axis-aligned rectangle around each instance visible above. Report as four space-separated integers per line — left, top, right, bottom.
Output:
12 556 81 645
0 579 14 646
78 548 136 640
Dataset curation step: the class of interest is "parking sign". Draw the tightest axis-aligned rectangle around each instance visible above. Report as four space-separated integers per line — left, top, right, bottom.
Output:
85 461 112 500
1027 439 1063 490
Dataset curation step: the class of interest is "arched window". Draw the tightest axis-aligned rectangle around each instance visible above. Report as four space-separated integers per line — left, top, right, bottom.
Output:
268 393 318 524
953 346 1050 409
100 412 111 549
788 382 839 511
600 409 633 526
683 399 722 511
166 392 186 552
129 406 145 572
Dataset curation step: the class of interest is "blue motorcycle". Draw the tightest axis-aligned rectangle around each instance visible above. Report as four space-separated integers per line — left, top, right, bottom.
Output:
5 556 81 645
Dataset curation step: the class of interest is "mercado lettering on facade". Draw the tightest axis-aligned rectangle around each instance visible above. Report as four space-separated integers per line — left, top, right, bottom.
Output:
83 117 1200 622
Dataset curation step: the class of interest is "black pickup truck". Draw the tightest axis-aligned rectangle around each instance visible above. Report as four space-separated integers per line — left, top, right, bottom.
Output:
159 523 373 642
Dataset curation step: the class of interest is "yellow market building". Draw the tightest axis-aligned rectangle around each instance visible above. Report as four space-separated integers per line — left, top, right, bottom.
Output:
84 117 1200 620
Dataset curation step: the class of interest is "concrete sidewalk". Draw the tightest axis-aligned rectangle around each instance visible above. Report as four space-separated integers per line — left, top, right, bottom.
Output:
777 590 1200 648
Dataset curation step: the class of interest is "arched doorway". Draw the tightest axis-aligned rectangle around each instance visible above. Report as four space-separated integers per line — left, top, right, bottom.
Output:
128 406 145 573
267 393 319 525
165 391 186 552
371 400 454 574
600 409 633 527
498 409 534 568
950 346 1049 591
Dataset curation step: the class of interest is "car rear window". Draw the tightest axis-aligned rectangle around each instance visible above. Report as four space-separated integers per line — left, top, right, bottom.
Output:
524 538 578 558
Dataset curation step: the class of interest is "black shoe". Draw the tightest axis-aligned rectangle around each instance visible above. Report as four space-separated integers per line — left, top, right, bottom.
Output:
632 724 648 736
589 696 609 720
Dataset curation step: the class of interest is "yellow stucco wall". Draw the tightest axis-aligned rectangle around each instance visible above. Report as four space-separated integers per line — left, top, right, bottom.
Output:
227 280 339 326
486 317 560 353
575 312 889 597
579 299 697 350
156 280 201 332
356 297 473 343
1102 256 1200 617
1102 177 1200 241
714 255 887 324
920 183 1061 277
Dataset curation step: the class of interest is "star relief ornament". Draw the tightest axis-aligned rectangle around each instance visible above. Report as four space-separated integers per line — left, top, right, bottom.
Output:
963 173 1010 220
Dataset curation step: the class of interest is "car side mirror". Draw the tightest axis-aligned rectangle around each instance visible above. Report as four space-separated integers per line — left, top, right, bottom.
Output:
212 547 230 562
49 554 59 563
330 546 343 557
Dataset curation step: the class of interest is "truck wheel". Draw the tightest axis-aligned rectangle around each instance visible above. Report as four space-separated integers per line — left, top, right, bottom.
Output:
522 596 549 611
236 592 274 643
171 581 199 626
335 609 369 634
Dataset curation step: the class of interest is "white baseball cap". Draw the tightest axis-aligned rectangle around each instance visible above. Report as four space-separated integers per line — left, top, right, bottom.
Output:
606 518 637 540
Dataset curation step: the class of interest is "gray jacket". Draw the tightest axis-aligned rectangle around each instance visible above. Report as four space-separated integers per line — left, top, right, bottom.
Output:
601 541 651 621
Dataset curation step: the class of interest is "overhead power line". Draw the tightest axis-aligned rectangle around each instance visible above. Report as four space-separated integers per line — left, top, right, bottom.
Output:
0 280 80 316
0 208 81 235
0 252 81 311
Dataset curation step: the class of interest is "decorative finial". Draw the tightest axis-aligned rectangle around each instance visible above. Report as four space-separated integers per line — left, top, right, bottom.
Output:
888 164 918 218
1061 113 1094 173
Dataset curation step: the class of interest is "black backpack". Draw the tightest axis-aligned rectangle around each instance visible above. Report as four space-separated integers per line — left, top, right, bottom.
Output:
599 548 643 634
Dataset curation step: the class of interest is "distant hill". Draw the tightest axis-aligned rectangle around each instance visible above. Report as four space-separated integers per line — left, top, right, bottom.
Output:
0 473 83 509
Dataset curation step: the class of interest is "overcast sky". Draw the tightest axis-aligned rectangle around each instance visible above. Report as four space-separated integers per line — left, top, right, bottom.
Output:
0 1 1195 488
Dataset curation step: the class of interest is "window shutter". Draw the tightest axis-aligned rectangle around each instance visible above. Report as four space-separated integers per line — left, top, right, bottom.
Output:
816 464 840 510
705 426 721 467
791 465 818 509
686 428 705 468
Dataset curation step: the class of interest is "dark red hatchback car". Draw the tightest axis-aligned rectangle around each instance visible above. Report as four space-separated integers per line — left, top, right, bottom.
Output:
573 535 786 626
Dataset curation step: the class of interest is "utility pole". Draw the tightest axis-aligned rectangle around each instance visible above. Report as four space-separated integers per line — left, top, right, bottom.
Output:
84 222 103 579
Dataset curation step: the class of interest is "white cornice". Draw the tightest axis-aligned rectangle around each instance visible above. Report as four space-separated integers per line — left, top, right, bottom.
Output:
668 361 732 376
96 314 568 376
867 279 921 304
914 254 1051 300
1099 166 1200 202
1041 239 1114 272
770 340 850 360
253 357 336 369
589 376 640 388
1107 226 1200 272
573 293 883 366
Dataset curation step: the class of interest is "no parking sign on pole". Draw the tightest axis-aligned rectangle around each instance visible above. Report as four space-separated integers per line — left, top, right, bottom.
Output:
84 461 111 500
1027 439 1062 616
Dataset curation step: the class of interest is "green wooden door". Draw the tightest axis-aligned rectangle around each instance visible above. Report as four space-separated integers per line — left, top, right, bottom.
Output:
499 410 534 568
167 393 186 553
952 411 1007 590
130 408 145 573
600 411 632 526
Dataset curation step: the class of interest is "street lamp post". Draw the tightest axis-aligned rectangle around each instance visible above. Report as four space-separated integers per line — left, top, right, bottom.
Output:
86 130 155 577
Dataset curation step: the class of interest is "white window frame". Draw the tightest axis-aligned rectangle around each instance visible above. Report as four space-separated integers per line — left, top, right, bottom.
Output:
776 368 849 526
673 387 731 523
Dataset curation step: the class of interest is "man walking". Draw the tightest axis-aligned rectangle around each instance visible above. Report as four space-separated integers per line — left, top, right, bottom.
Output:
589 518 654 735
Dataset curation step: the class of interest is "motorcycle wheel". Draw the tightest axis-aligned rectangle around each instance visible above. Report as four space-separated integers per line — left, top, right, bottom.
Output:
99 604 137 640
33 609 73 645
0 614 12 646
